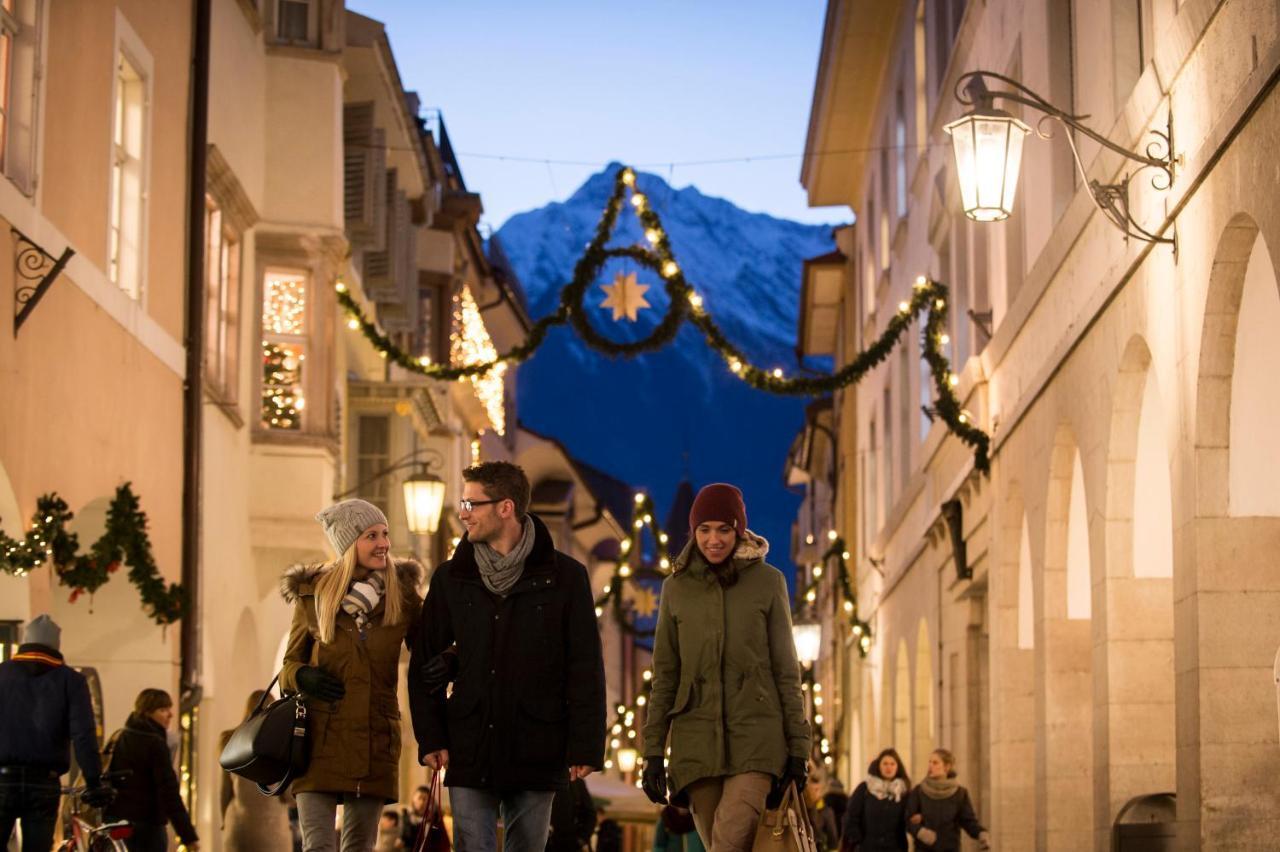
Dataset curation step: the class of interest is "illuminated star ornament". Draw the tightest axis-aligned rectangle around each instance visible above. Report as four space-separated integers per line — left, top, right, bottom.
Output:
600 271 651 322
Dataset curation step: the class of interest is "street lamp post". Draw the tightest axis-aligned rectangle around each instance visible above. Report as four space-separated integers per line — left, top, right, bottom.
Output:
333 448 447 536
792 619 822 668
946 71 1178 245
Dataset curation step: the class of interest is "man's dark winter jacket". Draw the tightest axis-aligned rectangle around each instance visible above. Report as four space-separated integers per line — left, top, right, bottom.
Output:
409 514 606 791
0 643 101 783
843 781 908 851
103 714 198 844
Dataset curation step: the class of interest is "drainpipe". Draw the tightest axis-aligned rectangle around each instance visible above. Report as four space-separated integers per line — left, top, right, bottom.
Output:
181 0 211 700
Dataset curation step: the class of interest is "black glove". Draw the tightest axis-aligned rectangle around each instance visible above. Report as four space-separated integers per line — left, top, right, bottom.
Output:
421 649 458 694
296 665 345 701
640 758 668 805
81 784 115 809
768 756 809 807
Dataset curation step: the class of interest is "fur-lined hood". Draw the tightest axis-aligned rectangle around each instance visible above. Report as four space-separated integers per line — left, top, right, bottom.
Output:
671 529 770 574
280 557 424 603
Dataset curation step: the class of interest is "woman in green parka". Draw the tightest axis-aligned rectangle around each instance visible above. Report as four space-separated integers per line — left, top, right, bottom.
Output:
641 483 811 852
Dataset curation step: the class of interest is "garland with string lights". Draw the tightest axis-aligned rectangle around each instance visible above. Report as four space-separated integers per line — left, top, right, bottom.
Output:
336 165 990 473
593 491 671 637
797 535 873 658
0 484 186 625
801 668 836 769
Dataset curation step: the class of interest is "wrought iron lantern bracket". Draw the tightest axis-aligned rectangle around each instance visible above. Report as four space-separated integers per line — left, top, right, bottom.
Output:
956 71 1179 246
11 227 74 337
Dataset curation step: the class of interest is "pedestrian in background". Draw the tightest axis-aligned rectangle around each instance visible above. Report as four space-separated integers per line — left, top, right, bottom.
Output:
374 810 403 852
804 769 840 850
842 748 910 852
103 689 199 852
219 690 292 851
399 785 429 848
641 483 811 852
823 776 848 840
0 615 111 852
651 805 704 852
280 498 449 852
409 462 606 852
905 750 989 851
545 776 596 852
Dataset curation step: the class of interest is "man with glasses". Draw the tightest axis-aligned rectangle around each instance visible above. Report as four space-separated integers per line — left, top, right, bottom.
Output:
409 461 605 852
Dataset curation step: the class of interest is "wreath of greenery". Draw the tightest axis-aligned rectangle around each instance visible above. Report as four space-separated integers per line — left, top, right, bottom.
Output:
0 484 186 625
593 492 670 639
337 165 991 473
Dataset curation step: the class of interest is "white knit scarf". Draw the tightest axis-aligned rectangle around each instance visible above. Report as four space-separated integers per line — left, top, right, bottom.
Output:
865 775 908 802
342 570 385 632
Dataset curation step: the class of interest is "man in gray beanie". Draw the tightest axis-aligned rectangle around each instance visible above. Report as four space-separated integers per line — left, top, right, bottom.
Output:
0 615 113 850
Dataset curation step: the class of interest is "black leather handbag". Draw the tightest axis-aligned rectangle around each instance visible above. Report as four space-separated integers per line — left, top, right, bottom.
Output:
218 673 310 796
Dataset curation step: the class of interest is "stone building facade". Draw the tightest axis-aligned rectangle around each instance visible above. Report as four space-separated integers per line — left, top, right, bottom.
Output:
797 1 1280 848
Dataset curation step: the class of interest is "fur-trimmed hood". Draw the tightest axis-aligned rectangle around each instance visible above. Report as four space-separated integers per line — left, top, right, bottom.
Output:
280 557 424 603
671 529 769 573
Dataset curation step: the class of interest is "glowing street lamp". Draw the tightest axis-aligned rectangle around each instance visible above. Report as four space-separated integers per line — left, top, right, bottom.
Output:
402 468 446 535
616 746 639 774
792 619 822 667
944 103 1030 222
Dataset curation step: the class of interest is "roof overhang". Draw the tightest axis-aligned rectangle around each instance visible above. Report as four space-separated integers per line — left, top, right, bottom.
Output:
801 0 900 207
798 249 847 358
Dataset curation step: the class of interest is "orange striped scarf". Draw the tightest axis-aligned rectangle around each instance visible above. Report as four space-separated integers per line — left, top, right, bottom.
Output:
12 650 62 666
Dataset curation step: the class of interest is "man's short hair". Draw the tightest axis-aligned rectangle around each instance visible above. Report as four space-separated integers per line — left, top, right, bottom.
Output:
463 461 531 518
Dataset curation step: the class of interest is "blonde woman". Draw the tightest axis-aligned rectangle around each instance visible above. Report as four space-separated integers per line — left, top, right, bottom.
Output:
280 499 450 852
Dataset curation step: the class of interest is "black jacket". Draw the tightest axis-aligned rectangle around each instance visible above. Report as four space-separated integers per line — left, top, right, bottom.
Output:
409 514 606 791
0 644 101 784
842 782 908 851
904 784 984 851
103 714 198 844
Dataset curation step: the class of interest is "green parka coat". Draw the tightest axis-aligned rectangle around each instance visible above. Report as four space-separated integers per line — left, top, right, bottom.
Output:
641 532 810 797
279 558 422 802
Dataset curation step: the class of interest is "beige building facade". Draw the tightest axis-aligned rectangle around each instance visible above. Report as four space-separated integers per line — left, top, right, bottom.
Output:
798 0 1280 849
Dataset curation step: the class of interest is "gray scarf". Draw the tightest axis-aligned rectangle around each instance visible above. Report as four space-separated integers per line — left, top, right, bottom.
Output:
341 569 385 633
919 775 960 800
473 517 535 596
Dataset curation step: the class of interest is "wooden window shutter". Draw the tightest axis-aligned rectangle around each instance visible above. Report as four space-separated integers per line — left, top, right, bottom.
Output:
343 102 387 247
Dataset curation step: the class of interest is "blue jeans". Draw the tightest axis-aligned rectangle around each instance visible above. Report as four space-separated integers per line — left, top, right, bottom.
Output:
449 787 556 852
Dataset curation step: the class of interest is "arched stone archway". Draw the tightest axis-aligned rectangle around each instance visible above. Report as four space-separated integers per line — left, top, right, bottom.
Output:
1099 335 1176 834
1038 426 1094 851
913 619 934 784
991 484 1036 849
1186 213 1280 846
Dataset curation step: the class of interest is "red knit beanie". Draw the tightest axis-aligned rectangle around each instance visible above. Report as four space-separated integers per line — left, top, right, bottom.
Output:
689 483 747 535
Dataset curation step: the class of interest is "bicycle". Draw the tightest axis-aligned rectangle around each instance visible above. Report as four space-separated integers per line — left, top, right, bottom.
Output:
56 770 132 852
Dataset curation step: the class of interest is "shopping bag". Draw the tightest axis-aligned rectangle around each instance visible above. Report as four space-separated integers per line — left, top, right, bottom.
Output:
752 781 818 852
412 770 451 852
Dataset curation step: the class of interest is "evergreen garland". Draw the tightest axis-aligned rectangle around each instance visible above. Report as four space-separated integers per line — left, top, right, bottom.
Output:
0 484 186 625
593 492 670 638
337 166 991 473
797 536 873 658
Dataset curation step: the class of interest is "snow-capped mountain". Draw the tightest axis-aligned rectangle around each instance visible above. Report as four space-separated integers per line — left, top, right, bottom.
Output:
496 163 838 578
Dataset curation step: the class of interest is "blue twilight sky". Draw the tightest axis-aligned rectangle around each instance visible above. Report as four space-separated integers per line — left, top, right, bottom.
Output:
347 0 852 230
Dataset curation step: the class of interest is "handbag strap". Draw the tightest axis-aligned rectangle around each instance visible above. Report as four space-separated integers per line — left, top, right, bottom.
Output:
424 769 444 822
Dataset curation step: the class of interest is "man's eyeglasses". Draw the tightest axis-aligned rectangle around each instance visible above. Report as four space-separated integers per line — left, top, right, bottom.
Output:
459 498 502 512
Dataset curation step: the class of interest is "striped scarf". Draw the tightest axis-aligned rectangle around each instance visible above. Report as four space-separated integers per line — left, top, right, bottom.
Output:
341 570 386 633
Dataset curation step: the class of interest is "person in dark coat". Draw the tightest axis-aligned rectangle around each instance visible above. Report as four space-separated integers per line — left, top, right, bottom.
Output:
545 777 596 852
0 615 110 852
841 748 910 852
652 805 705 852
408 461 606 852
103 688 199 852
905 749 989 851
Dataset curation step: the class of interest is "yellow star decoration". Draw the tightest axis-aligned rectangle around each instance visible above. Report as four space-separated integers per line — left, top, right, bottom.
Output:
627 585 659 619
600 271 651 322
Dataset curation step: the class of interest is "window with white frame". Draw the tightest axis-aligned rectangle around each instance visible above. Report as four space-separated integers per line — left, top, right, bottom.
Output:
261 270 309 430
204 196 241 405
276 0 315 45
110 50 147 301
356 414 391 517
0 0 38 194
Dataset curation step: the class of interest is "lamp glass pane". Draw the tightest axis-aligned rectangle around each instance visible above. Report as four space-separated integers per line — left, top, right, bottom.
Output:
945 116 979 214
617 746 638 773
403 477 446 534
792 622 822 665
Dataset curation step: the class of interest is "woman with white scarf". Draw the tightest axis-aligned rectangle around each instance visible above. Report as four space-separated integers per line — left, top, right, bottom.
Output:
279 498 453 852
840 748 910 852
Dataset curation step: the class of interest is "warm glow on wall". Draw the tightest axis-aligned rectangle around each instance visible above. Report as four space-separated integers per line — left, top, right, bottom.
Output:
452 287 507 435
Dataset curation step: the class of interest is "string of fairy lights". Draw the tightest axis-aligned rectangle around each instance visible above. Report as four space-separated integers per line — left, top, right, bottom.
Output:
334 164 991 473
797 533 873 658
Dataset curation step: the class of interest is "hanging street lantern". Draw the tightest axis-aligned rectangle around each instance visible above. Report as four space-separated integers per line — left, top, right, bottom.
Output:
616 746 639 774
946 71 1177 245
944 104 1030 222
402 469 446 535
792 618 822 667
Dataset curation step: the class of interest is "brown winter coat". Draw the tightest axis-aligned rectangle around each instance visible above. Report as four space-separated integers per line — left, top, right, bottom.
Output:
280 558 423 802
